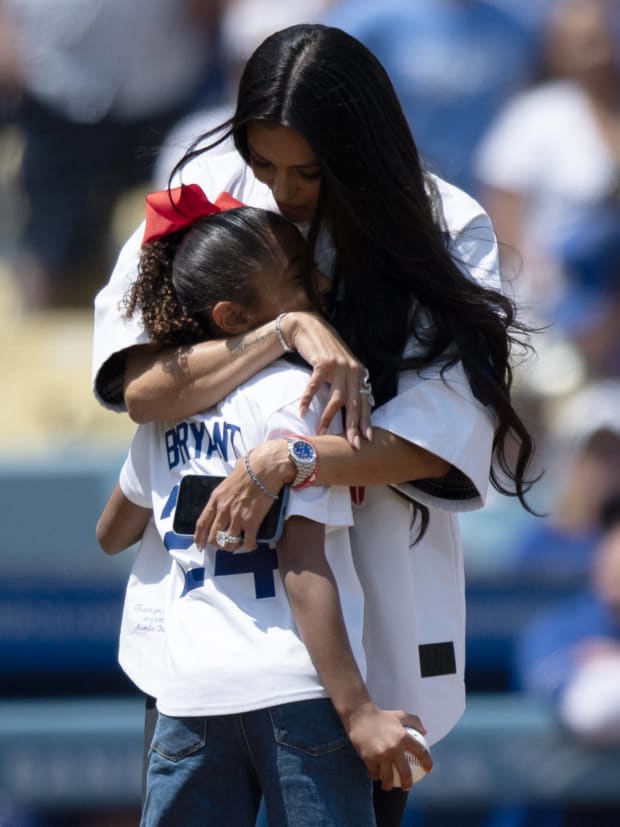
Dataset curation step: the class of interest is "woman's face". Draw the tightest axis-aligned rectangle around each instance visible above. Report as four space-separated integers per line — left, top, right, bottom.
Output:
246 121 322 225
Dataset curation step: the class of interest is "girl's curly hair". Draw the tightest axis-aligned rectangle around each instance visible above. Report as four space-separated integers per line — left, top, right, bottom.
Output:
123 230 209 344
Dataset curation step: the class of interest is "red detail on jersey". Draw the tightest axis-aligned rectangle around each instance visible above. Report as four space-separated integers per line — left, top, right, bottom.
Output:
350 486 366 506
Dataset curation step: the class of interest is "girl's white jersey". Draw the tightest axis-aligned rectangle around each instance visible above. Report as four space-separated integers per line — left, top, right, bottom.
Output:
118 361 361 717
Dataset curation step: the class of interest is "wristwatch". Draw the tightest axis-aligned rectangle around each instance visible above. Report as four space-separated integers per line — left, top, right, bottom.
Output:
287 437 318 488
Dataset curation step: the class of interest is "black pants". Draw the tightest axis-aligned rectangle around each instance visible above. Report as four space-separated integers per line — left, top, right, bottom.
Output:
142 696 410 826
373 782 410 827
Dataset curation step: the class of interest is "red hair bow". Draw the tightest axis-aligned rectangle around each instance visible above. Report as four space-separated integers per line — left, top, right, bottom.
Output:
141 184 245 247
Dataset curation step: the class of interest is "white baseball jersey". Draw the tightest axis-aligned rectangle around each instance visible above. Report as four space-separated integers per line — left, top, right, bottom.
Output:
93 150 501 743
353 361 495 746
117 516 171 698
118 361 362 716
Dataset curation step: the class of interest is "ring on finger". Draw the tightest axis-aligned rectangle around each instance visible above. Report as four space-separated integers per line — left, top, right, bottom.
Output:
223 535 243 547
215 530 243 548
359 378 375 407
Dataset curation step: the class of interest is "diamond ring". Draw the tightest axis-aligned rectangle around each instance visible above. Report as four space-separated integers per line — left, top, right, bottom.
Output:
215 530 243 547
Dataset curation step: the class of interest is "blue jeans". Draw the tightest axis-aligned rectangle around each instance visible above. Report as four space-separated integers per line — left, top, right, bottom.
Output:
141 698 375 827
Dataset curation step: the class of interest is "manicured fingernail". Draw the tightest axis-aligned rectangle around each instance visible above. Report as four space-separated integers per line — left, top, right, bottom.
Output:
365 426 373 441
353 434 361 450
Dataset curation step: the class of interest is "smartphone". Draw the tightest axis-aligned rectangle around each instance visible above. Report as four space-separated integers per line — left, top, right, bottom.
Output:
173 475 290 544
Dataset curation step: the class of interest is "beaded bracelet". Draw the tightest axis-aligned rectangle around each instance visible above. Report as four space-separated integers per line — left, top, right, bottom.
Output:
244 451 279 500
275 313 294 353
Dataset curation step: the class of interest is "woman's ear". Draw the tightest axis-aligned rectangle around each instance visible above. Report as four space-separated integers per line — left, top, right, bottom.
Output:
210 301 255 335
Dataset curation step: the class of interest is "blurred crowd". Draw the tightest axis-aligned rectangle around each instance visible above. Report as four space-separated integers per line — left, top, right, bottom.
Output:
1 1 620 826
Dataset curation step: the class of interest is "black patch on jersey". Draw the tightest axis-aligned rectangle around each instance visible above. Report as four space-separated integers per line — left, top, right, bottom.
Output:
419 642 457 677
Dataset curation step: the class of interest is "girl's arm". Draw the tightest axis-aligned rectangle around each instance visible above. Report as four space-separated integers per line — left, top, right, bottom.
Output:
96 483 152 555
124 312 371 446
195 429 449 550
278 515 432 789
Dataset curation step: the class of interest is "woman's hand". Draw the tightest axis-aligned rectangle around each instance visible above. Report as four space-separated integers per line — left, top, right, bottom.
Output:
281 312 372 448
345 704 433 791
194 440 294 551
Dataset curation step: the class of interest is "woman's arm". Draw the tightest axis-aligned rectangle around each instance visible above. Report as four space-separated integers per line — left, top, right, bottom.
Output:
123 312 371 445
278 515 432 789
280 429 450 487
195 429 449 550
96 483 152 555
123 325 284 423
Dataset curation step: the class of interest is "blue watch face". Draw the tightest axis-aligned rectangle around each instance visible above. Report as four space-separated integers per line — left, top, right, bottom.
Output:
293 440 315 461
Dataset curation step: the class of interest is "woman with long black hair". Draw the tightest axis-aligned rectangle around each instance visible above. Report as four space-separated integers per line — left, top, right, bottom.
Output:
93 24 535 826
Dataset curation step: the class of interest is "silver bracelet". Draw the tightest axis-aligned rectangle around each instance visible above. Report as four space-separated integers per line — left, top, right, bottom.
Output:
244 451 279 500
275 313 294 353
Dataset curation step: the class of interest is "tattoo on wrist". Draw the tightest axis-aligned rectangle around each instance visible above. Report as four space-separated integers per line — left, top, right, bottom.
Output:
226 326 275 358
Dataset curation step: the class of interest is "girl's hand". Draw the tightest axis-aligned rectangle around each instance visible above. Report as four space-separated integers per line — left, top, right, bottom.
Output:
281 312 372 449
194 440 294 551
345 704 433 791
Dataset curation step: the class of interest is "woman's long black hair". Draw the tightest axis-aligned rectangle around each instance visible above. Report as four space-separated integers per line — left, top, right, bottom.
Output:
172 23 537 510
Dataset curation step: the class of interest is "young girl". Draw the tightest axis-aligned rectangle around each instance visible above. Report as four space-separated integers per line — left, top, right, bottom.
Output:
92 24 536 826
97 187 433 827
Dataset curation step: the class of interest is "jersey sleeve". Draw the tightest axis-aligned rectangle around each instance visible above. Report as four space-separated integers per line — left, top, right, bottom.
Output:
432 173 502 293
372 361 495 512
118 423 155 509
92 222 149 410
